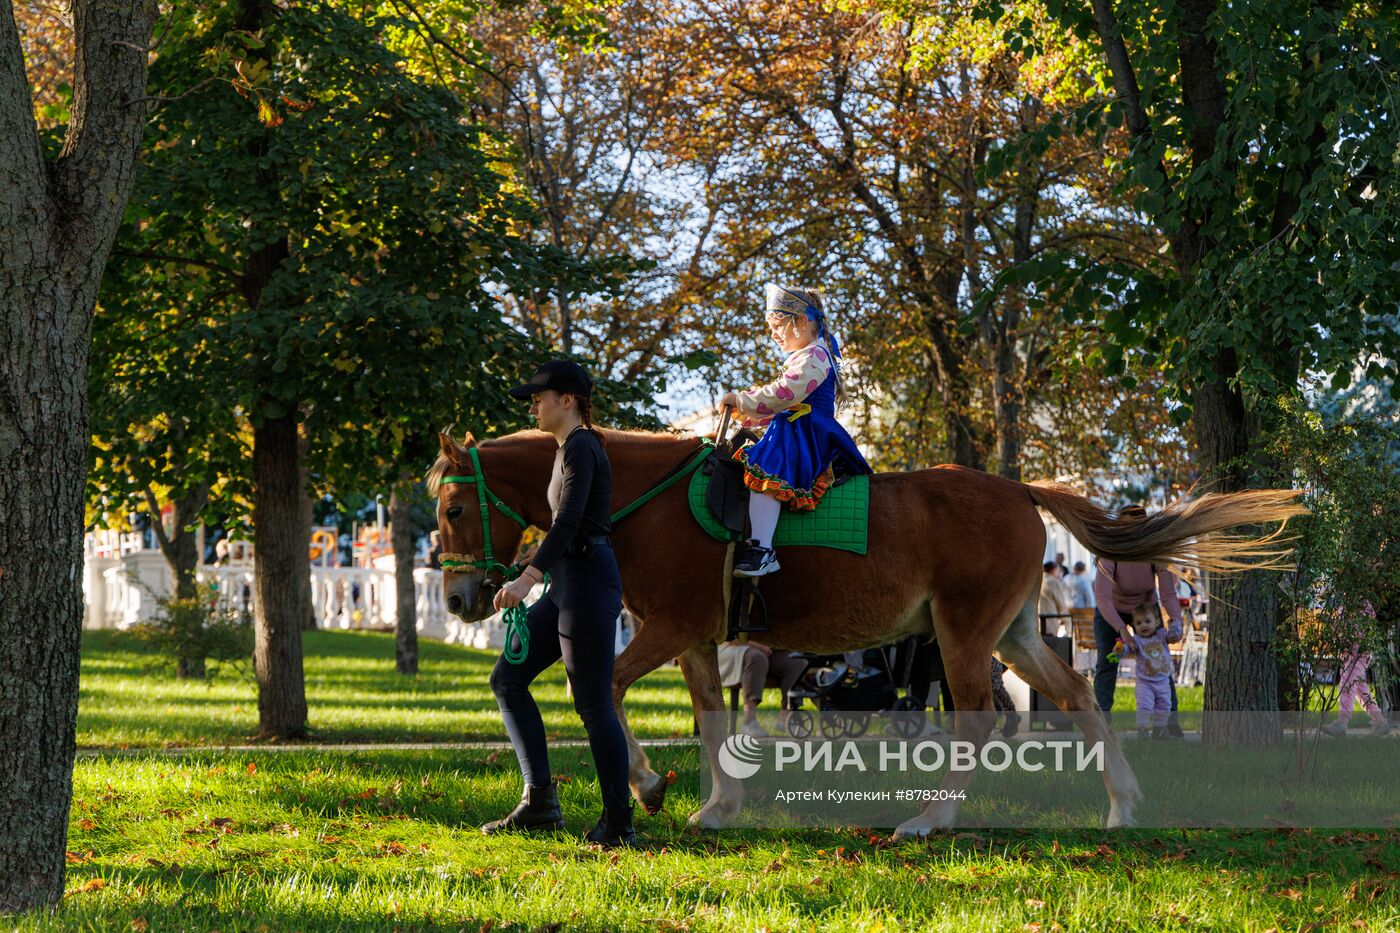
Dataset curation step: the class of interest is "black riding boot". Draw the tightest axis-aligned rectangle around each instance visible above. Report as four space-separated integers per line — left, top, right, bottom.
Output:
481 782 564 835
583 802 636 848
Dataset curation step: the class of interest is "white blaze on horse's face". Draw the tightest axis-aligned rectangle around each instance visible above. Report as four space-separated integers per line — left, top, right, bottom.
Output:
437 478 483 620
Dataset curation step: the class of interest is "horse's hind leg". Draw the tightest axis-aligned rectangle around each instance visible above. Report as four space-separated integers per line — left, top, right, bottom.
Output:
891 620 998 839
994 597 1142 828
611 613 703 815
677 640 743 829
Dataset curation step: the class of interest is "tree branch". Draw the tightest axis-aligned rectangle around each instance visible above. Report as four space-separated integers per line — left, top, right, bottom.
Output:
0 2 51 247
53 0 161 258
142 486 176 563
113 249 245 283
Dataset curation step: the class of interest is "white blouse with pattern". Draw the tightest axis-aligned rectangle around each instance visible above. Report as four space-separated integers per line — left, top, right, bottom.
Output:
732 338 834 429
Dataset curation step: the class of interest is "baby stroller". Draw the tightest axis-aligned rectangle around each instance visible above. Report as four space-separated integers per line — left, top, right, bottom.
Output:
782 636 929 739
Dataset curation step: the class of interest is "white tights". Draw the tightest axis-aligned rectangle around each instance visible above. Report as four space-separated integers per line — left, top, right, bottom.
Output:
747 491 782 548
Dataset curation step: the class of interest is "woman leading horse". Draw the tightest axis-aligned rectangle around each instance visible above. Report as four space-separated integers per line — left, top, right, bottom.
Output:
430 423 1305 838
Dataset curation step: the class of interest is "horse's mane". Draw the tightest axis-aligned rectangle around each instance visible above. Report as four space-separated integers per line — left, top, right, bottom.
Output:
425 427 696 496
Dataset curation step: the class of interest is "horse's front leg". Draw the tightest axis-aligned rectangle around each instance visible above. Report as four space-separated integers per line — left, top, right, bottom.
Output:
611 611 704 815
677 640 743 829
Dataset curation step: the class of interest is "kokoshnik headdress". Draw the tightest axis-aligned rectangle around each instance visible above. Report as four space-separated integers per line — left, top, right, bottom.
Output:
764 283 843 374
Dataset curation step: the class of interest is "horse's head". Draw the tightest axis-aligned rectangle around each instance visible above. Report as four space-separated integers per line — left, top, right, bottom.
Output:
428 430 531 620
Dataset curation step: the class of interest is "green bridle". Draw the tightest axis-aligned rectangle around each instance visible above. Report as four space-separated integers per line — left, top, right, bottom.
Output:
437 446 534 662
437 446 530 577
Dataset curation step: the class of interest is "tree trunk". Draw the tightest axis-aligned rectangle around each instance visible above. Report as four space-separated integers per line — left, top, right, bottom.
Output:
0 0 158 912
991 341 1022 482
390 487 419 675
251 414 309 739
171 486 209 678
1196 361 1283 746
148 480 209 601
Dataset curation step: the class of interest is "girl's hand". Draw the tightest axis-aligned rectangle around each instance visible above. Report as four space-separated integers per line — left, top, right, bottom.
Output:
720 392 739 409
493 576 535 611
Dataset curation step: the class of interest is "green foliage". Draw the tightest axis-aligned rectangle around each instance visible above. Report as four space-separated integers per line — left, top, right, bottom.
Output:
100 2 635 509
1270 391 1400 712
126 584 254 681
993 1 1400 408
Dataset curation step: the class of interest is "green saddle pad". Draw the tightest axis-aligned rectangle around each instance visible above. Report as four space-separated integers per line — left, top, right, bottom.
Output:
687 467 869 555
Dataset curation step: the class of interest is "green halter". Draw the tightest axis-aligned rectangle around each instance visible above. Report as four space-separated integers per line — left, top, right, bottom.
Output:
438 446 530 574
438 446 534 663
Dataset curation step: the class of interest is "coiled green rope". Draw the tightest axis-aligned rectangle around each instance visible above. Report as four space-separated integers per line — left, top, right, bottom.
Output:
497 562 542 666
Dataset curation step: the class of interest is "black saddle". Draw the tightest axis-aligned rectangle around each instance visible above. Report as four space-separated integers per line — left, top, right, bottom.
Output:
704 444 751 541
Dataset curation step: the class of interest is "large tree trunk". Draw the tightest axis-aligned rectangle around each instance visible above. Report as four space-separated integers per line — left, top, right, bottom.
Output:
251 414 309 739
1195 359 1282 746
0 0 159 912
390 487 419 675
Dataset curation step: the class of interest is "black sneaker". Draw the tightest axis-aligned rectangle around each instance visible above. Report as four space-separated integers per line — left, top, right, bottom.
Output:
1165 722 1186 740
1150 727 1168 741
734 540 780 577
481 782 564 835
584 803 637 848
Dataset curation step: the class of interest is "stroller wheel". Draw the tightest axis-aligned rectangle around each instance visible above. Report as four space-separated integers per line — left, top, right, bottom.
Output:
845 712 871 738
786 709 813 739
820 710 847 739
888 695 926 738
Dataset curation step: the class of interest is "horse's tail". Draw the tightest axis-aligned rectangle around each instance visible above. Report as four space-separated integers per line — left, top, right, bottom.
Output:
1024 482 1309 574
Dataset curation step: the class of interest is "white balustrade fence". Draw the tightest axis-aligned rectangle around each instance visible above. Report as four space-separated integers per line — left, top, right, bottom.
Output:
83 549 634 652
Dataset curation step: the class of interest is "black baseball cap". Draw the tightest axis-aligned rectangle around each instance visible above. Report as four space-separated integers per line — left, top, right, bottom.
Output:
508 360 593 400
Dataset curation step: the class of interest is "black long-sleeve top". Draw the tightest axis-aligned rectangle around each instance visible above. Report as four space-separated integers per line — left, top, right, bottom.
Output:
529 426 613 575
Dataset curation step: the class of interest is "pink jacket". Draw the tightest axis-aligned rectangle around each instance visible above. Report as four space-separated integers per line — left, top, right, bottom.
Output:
1094 560 1182 641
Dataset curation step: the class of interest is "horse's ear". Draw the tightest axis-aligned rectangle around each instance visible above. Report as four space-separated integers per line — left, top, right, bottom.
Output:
438 430 461 463
461 432 477 448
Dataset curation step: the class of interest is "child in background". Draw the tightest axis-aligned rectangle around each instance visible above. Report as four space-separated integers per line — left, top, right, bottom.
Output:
1322 604 1392 737
1126 602 1180 740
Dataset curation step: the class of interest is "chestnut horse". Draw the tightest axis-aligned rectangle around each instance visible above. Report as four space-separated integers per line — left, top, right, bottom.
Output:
430 428 1304 836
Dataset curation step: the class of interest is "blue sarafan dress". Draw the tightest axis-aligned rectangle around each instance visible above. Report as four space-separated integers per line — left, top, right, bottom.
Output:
733 340 872 511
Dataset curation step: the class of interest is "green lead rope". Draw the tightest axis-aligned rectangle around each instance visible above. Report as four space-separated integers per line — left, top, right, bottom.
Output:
494 560 540 666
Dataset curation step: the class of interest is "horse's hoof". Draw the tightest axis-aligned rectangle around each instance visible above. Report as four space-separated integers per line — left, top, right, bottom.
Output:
636 773 667 815
891 820 933 840
687 804 733 830
1106 807 1137 829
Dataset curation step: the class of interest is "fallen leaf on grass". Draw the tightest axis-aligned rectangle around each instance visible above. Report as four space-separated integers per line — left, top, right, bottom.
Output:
130 918 148 931
66 850 94 864
1025 899 1045 909
246 762 258 776
68 878 106 895
77 819 97 832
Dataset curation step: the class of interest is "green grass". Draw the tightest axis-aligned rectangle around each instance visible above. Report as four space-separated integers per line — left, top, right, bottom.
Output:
78 629 1203 749
30 748 1400 931
78 629 696 748
50 630 1396 931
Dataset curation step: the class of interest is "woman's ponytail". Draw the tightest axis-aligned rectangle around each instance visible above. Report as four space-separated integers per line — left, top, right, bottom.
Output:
579 395 606 446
